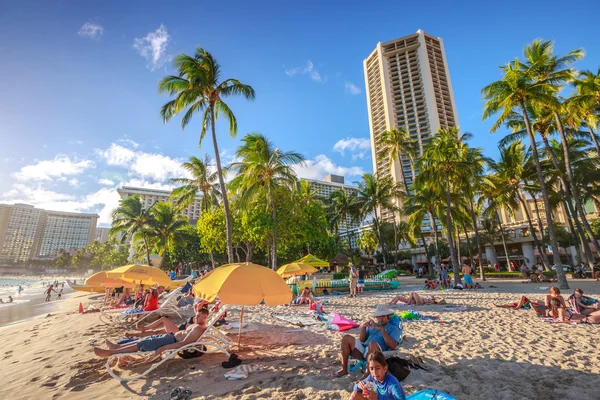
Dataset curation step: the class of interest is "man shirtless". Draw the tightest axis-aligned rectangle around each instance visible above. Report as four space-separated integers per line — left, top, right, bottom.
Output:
94 308 209 358
461 263 473 289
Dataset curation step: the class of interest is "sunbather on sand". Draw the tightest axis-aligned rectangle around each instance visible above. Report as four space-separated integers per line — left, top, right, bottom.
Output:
389 292 446 305
335 308 401 378
570 288 600 316
94 308 209 358
495 295 543 310
295 287 314 305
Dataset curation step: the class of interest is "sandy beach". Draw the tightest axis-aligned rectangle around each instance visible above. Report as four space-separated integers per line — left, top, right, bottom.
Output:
0 277 599 400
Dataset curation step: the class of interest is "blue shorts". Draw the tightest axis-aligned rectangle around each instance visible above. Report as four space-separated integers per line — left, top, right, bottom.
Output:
136 333 176 352
463 274 473 285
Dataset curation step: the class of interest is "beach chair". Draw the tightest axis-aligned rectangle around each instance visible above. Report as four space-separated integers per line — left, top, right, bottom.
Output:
348 315 404 374
101 288 185 327
105 306 232 381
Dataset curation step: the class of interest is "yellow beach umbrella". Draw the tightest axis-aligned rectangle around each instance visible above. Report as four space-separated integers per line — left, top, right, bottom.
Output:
193 262 293 347
294 253 329 268
106 264 171 287
85 272 135 288
276 262 317 278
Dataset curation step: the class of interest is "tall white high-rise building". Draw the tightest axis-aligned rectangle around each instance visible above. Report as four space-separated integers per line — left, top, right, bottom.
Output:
364 29 459 224
117 186 203 224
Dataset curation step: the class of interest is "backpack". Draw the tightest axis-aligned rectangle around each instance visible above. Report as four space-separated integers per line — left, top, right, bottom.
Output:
386 356 411 382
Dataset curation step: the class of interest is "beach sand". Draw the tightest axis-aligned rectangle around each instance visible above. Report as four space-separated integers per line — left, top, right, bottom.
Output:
0 278 599 399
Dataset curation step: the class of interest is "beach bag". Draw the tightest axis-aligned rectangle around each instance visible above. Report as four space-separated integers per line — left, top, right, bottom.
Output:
386 356 411 382
178 345 206 359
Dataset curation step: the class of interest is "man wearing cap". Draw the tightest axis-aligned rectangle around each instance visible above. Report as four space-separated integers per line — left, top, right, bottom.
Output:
335 307 401 377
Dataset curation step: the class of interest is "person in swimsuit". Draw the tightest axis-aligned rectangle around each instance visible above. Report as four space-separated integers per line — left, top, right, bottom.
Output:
7 296 13 303
296 287 314 305
45 285 56 302
389 292 445 305
462 263 473 289
143 288 159 312
571 289 599 316
94 308 209 358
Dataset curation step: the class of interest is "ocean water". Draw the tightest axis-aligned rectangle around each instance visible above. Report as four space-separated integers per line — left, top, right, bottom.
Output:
0 277 62 308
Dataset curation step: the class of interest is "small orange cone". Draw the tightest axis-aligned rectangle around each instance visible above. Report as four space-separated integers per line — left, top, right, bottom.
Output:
78 302 84 313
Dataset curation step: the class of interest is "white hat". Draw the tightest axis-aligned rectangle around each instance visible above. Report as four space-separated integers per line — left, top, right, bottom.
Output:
373 307 394 317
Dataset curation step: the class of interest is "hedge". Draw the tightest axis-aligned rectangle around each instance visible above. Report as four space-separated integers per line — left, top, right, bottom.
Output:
333 273 349 280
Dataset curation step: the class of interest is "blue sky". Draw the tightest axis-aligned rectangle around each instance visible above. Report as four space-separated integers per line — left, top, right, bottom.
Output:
1 0 599 226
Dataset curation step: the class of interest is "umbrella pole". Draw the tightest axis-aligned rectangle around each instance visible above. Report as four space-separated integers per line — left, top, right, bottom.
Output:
237 305 244 349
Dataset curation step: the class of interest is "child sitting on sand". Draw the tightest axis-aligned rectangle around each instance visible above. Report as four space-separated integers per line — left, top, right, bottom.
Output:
351 351 406 400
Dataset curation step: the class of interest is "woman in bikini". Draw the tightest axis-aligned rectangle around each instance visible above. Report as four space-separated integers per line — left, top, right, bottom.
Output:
389 292 446 305
570 288 599 316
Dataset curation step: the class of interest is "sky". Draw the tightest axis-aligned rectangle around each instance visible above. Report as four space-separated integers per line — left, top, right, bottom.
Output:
1 0 600 227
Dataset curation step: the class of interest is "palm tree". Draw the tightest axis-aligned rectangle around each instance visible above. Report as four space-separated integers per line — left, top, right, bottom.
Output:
109 195 154 265
355 173 400 267
404 182 445 274
482 59 568 288
570 68 600 154
229 133 305 269
159 47 256 264
326 189 361 255
146 202 190 267
170 155 221 212
380 126 419 193
419 127 470 283
521 40 600 263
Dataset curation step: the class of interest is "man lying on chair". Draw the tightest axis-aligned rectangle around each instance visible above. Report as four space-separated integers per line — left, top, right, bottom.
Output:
335 307 401 377
94 308 209 358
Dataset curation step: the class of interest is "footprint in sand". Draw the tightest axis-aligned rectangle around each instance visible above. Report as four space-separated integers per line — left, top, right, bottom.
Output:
30 377 40 383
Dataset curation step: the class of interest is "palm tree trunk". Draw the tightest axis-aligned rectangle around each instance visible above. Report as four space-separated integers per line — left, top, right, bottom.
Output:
420 233 433 275
553 112 600 266
431 213 441 271
445 173 461 284
518 192 548 270
528 192 551 270
374 217 388 267
393 221 398 268
496 212 511 271
461 222 474 265
142 233 151 266
271 198 278 270
468 197 486 281
561 196 585 265
455 227 462 268
540 134 594 267
587 123 600 156
209 251 215 269
521 103 568 289
209 107 234 264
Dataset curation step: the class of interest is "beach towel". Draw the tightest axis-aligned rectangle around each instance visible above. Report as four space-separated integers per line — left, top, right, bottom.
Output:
406 389 456 399
440 306 467 312
398 310 443 323
224 364 264 380
327 313 359 331
273 313 321 327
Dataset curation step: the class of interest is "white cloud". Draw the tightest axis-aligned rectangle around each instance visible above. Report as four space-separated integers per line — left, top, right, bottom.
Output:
333 137 371 156
293 155 364 181
344 81 361 95
95 143 137 166
78 22 104 40
13 155 94 181
68 178 80 187
98 178 115 186
285 60 323 82
133 24 171 71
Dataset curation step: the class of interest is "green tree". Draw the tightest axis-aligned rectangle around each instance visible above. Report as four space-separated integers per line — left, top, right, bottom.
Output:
572 68 600 154
229 133 305 269
325 189 361 254
380 126 419 193
54 249 72 269
482 57 568 288
356 173 400 266
357 231 378 257
109 195 154 265
146 202 190 268
170 155 221 212
196 207 227 259
159 47 255 264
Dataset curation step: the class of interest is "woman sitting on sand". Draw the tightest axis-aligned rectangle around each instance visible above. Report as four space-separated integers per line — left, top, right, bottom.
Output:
294 287 314 305
389 292 446 306
569 289 599 316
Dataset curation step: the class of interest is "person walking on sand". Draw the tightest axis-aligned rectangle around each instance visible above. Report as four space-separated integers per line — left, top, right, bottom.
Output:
349 263 359 298
462 263 473 289
45 285 56 302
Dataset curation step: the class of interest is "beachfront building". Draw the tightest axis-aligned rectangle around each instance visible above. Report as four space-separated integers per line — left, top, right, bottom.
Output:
301 175 363 249
94 227 110 243
364 29 458 226
117 186 203 224
0 204 98 263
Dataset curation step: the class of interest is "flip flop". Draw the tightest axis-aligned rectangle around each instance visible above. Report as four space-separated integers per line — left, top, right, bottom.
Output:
222 353 243 369
170 388 182 399
177 389 192 400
